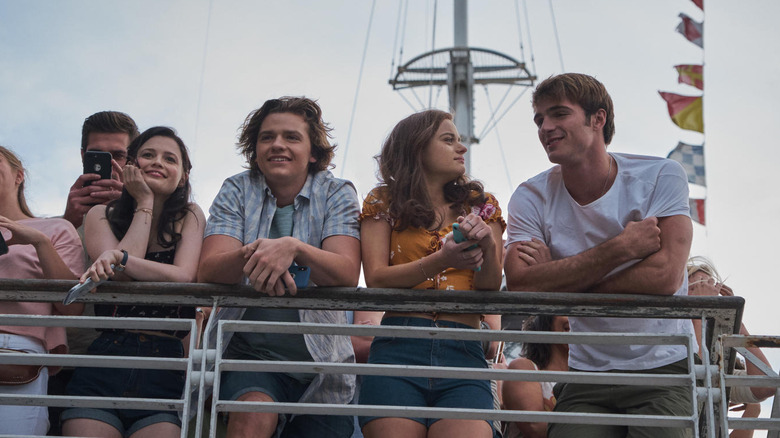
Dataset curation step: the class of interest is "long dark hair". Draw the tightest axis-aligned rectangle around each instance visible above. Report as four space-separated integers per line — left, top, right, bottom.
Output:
105 126 193 248
377 110 485 231
520 315 557 369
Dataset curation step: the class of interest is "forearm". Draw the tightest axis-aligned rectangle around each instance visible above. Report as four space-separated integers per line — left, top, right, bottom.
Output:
122 254 197 283
364 250 449 288
115 208 155 257
505 237 632 292
34 239 78 280
590 215 692 295
472 237 503 291
295 237 360 287
198 247 246 284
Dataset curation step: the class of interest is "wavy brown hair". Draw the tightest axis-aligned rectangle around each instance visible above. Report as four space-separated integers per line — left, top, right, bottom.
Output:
80 111 139 153
237 97 335 176
376 110 485 231
532 73 615 145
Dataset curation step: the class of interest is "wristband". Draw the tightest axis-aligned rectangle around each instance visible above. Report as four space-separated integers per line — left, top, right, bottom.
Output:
116 249 129 272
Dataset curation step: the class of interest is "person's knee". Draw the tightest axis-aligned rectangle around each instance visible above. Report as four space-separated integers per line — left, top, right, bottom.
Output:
227 392 278 438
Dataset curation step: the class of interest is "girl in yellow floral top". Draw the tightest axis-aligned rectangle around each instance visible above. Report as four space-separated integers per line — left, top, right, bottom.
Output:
358 110 505 438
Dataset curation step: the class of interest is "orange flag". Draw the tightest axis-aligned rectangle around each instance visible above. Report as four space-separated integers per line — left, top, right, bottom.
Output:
658 92 703 133
675 65 703 90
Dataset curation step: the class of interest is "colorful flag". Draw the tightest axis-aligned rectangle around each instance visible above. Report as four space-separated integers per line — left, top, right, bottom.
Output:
691 0 703 11
690 198 705 225
667 142 705 186
659 91 704 133
676 13 703 48
675 64 703 90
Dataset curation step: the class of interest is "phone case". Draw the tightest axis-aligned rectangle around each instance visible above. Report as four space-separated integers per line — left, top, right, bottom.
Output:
288 265 311 288
83 151 112 186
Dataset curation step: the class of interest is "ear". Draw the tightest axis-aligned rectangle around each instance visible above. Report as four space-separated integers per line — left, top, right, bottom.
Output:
591 108 607 130
15 169 23 186
309 155 317 164
178 172 188 188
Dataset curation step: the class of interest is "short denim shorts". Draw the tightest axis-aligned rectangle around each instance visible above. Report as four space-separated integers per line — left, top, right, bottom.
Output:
62 331 185 436
358 317 494 431
220 369 353 438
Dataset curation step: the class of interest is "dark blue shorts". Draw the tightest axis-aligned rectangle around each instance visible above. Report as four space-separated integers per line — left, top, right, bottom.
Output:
220 367 353 438
62 331 185 436
358 317 493 430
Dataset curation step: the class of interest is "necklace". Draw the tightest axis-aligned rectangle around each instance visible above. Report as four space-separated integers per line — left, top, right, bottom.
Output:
601 154 613 196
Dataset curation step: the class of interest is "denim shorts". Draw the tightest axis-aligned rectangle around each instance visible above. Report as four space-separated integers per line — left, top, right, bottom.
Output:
220 370 353 438
358 317 493 431
62 331 185 436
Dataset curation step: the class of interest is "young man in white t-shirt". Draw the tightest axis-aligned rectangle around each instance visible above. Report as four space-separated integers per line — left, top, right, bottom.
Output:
504 73 695 437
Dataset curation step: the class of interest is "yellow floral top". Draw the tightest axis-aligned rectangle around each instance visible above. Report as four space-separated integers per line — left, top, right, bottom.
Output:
360 188 506 291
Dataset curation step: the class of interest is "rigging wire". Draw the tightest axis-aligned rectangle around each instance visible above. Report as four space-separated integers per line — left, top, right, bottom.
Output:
548 0 566 72
193 0 214 151
428 0 438 108
339 0 376 177
477 84 514 140
479 87 530 143
389 0 405 79
514 0 526 62
483 85 515 192
522 0 537 76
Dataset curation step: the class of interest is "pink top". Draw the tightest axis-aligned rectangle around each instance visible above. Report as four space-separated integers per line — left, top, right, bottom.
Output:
0 217 85 355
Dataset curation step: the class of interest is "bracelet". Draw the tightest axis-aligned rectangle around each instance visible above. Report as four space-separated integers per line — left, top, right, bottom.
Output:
418 259 434 281
134 207 152 224
116 249 129 272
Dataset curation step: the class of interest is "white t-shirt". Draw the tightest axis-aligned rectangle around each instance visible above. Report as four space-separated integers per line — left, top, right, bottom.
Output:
506 152 695 371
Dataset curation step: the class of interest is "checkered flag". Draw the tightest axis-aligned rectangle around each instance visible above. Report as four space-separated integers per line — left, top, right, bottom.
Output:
667 142 705 187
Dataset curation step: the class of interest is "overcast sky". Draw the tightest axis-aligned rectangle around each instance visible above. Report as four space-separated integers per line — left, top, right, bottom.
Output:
1 0 779 422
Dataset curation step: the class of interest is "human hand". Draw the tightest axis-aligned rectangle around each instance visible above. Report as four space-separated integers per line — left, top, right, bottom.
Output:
456 214 494 250
617 216 661 260
64 173 121 227
440 231 484 271
0 215 47 247
79 249 123 290
515 238 552 266
122 165 153 205
242 237 299 296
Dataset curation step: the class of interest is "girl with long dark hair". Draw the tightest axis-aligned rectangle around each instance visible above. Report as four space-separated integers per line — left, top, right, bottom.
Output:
61 127 205 438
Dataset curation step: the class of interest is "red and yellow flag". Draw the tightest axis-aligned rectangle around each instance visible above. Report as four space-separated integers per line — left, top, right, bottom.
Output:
659 91 703 133
675 65 703 90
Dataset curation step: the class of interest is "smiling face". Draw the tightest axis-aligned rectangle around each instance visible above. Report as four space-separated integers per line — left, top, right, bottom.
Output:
421 119 467 182
533 98 605 165
254 112 315 188
135 136 186 196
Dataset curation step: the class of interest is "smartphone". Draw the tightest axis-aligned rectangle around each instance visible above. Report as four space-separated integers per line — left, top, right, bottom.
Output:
83 151 113 186
288 265 311 288
452 223 480 271
0 232 8 256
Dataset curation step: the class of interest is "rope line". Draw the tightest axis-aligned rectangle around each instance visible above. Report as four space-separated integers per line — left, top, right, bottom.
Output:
339 0 376 177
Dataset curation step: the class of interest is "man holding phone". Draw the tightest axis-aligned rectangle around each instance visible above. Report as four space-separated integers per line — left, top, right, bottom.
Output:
199 97 360 438
63 111 139 229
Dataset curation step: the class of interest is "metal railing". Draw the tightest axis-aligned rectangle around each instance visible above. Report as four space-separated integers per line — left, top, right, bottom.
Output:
0 278 776 437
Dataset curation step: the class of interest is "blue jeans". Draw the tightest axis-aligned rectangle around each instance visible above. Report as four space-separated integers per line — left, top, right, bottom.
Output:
62 331 185 436
221 367 354 438
359 317 494 431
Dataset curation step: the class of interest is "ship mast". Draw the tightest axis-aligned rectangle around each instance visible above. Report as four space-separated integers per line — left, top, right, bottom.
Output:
389 0 536 173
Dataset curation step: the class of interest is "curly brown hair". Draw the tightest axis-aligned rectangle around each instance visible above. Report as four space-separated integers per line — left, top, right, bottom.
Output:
376 109 485 231
237 97 336 175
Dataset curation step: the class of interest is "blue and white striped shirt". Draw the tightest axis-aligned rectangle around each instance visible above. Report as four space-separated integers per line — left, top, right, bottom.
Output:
205 169 360 405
